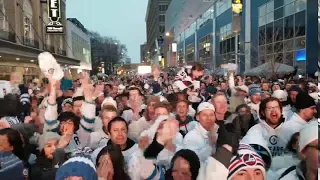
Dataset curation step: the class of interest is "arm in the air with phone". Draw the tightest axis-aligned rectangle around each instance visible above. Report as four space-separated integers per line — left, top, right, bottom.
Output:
44 78 59 132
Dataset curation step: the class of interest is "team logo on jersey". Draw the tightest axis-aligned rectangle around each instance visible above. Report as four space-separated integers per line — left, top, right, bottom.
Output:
23 168 29 177
242 154 257 166
269 135 278 145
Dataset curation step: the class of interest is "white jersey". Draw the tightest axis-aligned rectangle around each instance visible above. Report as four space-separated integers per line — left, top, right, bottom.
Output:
65 134 81 154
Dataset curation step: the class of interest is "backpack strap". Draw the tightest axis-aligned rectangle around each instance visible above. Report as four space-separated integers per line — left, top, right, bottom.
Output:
278 165 296 179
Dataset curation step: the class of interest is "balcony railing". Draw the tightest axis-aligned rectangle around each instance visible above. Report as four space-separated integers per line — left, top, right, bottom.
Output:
23 37 39 49
44 44 55 53
57 48 67 56
0 30 16 43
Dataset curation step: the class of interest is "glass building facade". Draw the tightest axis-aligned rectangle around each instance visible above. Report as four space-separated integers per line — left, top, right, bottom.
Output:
169 0 317 74
258 0 307 71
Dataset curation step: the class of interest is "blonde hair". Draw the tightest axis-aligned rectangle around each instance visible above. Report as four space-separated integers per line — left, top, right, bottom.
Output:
211 93 227 103
146 96 161 105
154 101 171 112
100 105 118 117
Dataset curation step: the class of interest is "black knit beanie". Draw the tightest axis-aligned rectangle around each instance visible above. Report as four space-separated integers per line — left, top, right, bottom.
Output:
295 92 316 110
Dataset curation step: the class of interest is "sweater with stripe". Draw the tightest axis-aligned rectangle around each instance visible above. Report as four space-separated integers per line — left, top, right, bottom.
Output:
43 101 96 153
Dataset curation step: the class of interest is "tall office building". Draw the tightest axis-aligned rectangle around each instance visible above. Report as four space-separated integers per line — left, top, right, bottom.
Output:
66 18 92 73
164 0 317 75
145 0 172 65
140 43 146 63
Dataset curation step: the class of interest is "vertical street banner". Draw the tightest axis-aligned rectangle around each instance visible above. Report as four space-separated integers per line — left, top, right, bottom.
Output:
46 0 64 33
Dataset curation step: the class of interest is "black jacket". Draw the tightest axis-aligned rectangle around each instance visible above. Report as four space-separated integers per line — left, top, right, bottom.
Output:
30 149 66 180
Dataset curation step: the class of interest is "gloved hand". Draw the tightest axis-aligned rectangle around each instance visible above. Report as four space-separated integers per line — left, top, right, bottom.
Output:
232 114 252 138
216 124 240 155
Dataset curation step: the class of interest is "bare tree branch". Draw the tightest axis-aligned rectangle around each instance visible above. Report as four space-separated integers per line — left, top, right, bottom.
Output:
247 21 304 78
88 31 128 75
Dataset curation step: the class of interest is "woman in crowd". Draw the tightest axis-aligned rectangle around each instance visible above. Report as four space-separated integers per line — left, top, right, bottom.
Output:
96 144 130 180
30 132 66 180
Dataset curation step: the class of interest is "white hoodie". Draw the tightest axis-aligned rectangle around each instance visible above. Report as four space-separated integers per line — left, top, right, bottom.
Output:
241 120 287 157
140 115 184 169
182 122 219 163
282 113 308 144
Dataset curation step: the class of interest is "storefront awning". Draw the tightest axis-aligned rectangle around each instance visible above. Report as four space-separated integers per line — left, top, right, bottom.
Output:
0 39 80 66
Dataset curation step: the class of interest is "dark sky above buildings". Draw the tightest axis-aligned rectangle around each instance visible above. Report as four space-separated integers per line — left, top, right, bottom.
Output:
66 0 148 63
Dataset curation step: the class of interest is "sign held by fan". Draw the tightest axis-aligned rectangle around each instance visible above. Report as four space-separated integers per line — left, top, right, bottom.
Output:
46 0 64 33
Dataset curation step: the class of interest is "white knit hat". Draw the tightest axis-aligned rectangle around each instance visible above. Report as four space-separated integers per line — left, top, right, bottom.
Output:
272 90 287 102
38 132 60 151
299 120 318 152
101 97 117 109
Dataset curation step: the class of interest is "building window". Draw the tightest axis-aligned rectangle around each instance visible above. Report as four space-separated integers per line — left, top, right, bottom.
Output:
259 26 266 45
295 0 306 12
284 15 294 39
23 0 33 40
258 0 306 67
186 44 194 62
159 25 165 33
178 48 184 65
159 5 168 12
159 15 165 22
284 0 295 5
266 12 274 24
284 2 294 16
0 0 8 31
216 0 231 17
274 19 283 42
220 23 232 41
197 6 214 29
274 7 283 20
266 1 274 13
294 10 305 37
199 35 211 61
259 4 266 17
275 0 284 9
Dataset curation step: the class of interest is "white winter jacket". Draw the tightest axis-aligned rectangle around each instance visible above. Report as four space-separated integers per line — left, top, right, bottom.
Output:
182 122 218 163
282 105 292 120
282 113 308 144
270 153 300 172
128 116 153 142
88 130 109 149
241 120 287 157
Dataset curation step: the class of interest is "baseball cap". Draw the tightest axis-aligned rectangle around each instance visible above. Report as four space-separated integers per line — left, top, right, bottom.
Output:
197 102 215 113
272 90 287 102
62 98 73 107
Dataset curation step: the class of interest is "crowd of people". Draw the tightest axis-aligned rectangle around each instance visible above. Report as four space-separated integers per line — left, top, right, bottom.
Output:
0 52 318 180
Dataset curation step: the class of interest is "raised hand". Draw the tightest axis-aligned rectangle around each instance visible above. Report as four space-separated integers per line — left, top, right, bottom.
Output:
10 72 21 84
139 136 149 150
156 120 179 145
57 133 73 149
97 154 114 180
93 84 104 98
24 116 33 124
0 120 10 129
